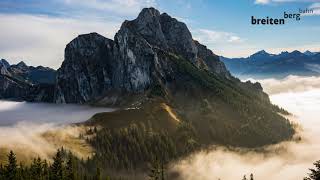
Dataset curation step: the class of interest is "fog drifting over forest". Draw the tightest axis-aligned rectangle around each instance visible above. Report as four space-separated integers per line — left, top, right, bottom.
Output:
172 75 320 180
0 101 113 160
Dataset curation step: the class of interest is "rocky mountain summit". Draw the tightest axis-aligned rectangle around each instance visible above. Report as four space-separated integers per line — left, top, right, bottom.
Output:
54 7 294 147
55 7 230 104
0 59 56 101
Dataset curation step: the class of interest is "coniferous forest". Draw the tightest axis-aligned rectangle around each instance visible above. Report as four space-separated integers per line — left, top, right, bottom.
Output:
0 149 319 180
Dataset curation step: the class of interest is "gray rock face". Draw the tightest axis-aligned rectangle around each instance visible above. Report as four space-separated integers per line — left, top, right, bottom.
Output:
55 33 117 103
114 24 154 92
0 59 11 76
0 59 10 68
159 12 198 65
0 75 29 99
122 8 198 66
54 7 230 104
194 41 230 78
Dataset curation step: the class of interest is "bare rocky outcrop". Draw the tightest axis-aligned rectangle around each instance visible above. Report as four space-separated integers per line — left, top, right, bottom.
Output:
54 7 230 104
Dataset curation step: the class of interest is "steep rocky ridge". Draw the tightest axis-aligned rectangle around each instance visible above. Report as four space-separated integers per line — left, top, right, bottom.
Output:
55 7 230 104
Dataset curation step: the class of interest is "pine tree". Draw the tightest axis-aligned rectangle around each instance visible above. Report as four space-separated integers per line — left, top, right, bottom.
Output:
95 167 101 180
305 160 320 180
242 175 247 180
30 157 43 180
17 162 25 180
160 160 166 180
0 164 4 180
5 151 17 180
250 173 254 180
148 158 161 180
43 160 49 180
50 149 64 180
0 164 3 172
66 155 75 180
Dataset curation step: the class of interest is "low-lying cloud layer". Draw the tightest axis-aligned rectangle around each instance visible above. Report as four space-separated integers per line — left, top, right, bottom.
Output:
0 101 113 125
248 75 320 95
0 101 113 162
171 75 320 180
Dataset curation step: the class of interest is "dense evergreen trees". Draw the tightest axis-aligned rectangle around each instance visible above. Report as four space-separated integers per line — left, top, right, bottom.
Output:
9 147 320 180
304 160 320 180
250 173 254 180
0 149 111 180
147 158 166 180
5 151 17 180
88 123 179 171
241 173 254 180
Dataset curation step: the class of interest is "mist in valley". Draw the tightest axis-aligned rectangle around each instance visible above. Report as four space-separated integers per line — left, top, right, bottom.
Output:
171 75 320 180
0 101 113 162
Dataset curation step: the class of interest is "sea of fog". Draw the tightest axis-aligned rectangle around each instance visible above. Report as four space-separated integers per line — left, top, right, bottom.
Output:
0 101 114 160
0 101 113 126
172 75 320 180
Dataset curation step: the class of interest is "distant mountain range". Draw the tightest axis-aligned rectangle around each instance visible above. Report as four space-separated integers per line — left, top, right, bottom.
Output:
0 59 56 101
221 50 320 79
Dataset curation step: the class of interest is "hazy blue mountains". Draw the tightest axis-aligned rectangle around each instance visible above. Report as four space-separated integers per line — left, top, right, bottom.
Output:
221 50 320 79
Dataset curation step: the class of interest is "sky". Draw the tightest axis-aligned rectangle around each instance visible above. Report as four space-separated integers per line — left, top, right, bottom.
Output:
0 0 319 69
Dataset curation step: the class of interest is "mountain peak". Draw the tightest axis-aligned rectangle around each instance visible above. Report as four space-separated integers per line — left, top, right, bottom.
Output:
138 7 161 19
290 50 303 56
0 59 10 68
304 50 315 56
249 50 270 59
292 50 301 53
0 59 10 75
279 51 289 56
15 61 28 69
117 7 200 66
255 50 269 55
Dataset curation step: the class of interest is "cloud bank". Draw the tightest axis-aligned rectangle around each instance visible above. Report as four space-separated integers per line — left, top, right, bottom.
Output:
171 75 320 180
0 101 113 162
193 29 244 45
247 75 320 95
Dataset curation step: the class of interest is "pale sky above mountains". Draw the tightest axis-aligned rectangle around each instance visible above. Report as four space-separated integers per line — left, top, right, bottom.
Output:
0 0 319 68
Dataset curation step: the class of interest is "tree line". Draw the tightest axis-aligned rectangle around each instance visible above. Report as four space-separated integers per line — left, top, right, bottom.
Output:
0 148 105 180
1 149 320 180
